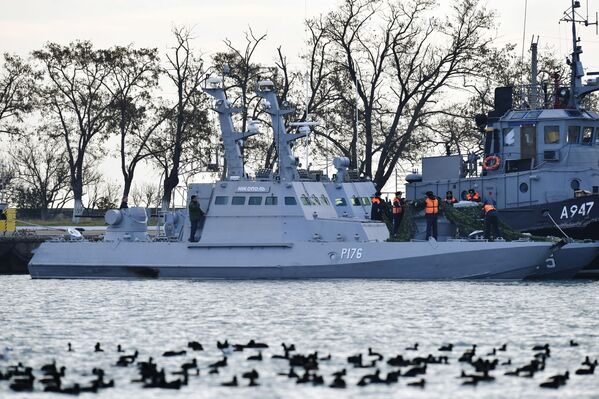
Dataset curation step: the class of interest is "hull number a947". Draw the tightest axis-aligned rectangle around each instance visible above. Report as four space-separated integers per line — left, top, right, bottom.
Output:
560 202 594 219
340 248 363 259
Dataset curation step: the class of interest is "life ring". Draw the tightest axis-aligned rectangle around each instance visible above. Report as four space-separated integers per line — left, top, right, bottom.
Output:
482 155 501 171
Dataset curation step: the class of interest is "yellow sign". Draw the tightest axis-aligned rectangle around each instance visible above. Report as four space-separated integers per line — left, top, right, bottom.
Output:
0 208 16 233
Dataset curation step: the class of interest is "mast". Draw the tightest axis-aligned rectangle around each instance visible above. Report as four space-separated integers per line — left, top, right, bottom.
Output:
530 37 539 108
203 78 259 179
256 80 309 182
561 0 598 108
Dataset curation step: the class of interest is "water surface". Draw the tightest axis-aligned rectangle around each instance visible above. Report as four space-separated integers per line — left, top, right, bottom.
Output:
1 276 598 398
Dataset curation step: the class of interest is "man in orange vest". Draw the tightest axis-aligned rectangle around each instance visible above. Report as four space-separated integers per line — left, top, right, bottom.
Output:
391 191 404 236
424 191 439 240
466 189 480 202
481 199 500 240
370 191 383 221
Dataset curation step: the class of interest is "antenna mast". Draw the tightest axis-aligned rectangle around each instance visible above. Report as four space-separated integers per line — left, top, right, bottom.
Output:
560 0 598 108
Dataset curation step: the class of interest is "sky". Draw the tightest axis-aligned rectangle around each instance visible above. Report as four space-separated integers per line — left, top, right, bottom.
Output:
2 0 599 198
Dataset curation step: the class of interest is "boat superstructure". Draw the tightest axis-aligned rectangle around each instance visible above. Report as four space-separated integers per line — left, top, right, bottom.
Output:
405 1 599 240
28 77 561 280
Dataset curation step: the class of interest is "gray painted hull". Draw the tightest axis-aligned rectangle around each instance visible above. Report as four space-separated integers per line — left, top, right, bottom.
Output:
527 242 599 280
29 240 555 280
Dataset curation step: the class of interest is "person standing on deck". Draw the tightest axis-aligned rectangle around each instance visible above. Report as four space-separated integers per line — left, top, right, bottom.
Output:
424 191 439 240
392 191 404 236
370 192 383 221
481 199 501 240
466 189 480 202
188 195 204 242
444 191 458 204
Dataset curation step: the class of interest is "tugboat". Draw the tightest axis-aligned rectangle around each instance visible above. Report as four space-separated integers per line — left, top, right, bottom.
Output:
28 78 560 280
406 1 599 239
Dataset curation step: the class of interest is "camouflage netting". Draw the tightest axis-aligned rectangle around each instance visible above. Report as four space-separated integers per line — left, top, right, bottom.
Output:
381 200 553 242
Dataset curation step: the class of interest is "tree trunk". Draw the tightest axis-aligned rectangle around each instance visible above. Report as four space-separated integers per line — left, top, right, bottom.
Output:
71 178 83 223
162 172 179 210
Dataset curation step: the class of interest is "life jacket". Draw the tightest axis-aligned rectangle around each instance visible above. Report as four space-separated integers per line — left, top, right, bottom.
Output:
483 204 496 214
445 196 457 204
425 197 439 214
392 197 403 214
466 192 480 201
372 197 381 204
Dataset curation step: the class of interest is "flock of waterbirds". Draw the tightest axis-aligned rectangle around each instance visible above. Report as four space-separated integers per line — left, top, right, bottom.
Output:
0 339 596 394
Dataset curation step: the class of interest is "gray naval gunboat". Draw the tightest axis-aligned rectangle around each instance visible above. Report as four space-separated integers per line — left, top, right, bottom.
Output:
28 79 560 280
406 1 599 239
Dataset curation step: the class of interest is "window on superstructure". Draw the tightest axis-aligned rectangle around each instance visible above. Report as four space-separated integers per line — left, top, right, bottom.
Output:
335 198 347 206
503 128 516 146
300 195 310 205
351 196 361 206
567 126 581 143
284 196 297 205
214 196 228 205
265 196 278 205
361 197 371 205
248 196 262 205
320 195 330 205
582 127 593 145
311 195 321 205
543 126 560 144
231 196 245 205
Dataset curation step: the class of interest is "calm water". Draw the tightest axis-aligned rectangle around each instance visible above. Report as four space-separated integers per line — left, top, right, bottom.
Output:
1 275 599 398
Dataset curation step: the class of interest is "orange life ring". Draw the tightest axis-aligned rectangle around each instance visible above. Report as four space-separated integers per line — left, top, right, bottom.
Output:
482 155 501 171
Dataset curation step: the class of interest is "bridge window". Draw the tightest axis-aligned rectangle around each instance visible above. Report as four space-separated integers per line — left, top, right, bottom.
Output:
265 195 278 205
335 197 347 206
567 126 581 143
310 195 321 205
248 196 262 205
300 195 310 205
351 196 361 206
361 197 371 205
214 196 228 205
231 196 245 205
320 195 330 205
543 126 560 144
582 127 593 145
284 196 297 205
503 128 516 146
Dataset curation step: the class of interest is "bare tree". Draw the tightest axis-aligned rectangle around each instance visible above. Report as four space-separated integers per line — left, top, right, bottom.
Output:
131 182 162 208
104 46 166 199
157 27 207 209
33 41 115 221
0 54 35 136
305 0 494 189
10 136 71 219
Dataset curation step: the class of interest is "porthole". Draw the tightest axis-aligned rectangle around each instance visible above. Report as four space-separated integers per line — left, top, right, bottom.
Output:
570 179 580 191
519 182 529 193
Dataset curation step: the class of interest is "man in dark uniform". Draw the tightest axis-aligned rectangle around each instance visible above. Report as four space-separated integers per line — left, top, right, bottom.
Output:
424 191 439 240
370 191 383 221
444 191 457 204
391 191 404 236
188 195 204 242
481 199 501 240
